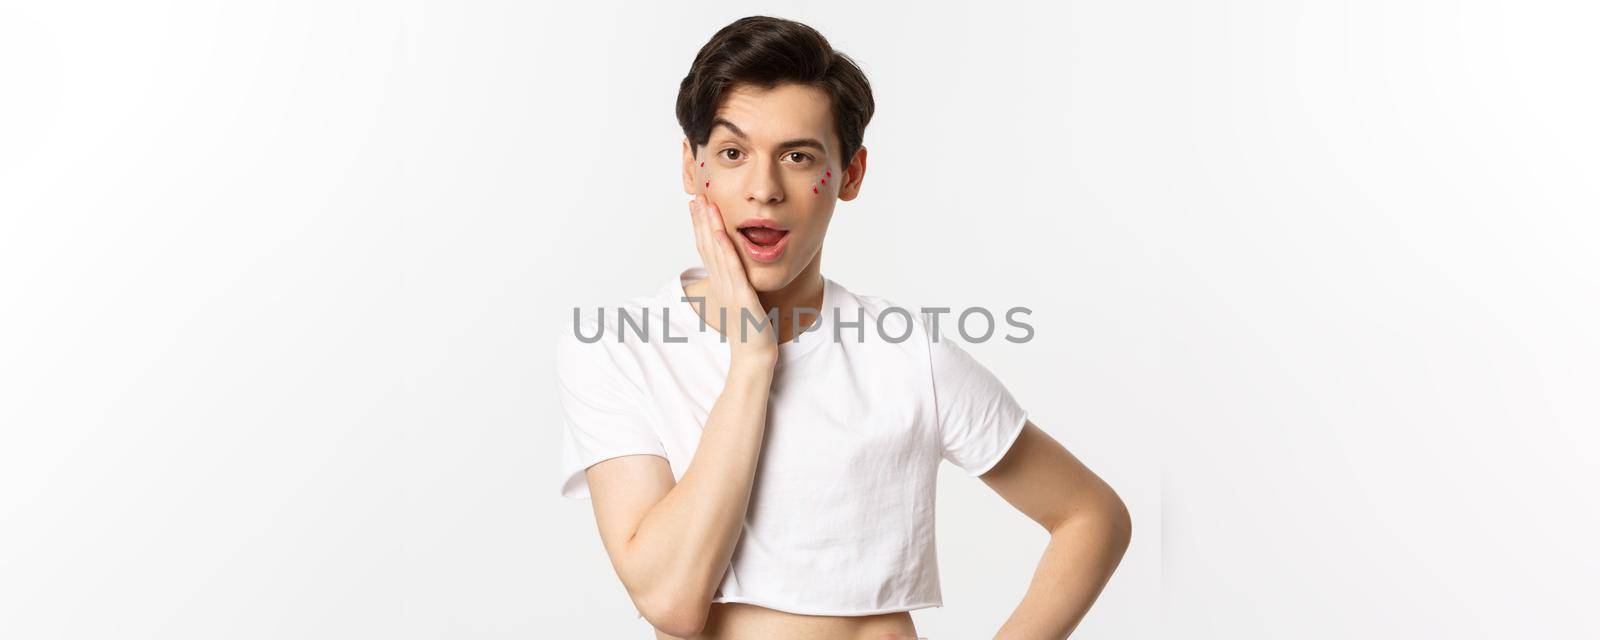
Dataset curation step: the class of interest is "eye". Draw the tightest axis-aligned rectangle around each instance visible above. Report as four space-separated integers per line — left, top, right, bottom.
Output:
720 148 742 161
785 151 813 164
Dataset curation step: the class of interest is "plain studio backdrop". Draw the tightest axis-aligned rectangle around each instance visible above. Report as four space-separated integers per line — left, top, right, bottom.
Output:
2 1 1596 638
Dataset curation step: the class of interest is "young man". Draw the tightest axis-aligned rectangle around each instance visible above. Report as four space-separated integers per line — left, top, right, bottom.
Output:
556 16 1131 639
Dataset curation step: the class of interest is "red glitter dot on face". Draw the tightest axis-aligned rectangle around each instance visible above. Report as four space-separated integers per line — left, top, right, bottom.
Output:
820 178 826 185
705 181 710 187
700 161 705 167
812 187 818 194
826 170 831 178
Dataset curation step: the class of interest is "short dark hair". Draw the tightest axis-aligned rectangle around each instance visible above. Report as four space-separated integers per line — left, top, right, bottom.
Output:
676 16 875 167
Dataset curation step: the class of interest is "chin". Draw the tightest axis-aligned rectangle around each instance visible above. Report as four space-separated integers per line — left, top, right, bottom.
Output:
743 264 791 292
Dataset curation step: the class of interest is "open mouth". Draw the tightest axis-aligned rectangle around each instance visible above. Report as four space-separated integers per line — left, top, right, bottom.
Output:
737 226 789 247
734 222 791 262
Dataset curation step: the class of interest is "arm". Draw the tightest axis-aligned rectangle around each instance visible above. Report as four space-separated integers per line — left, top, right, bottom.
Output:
584 193 779 638
586 358 775 638
979 420 1132 639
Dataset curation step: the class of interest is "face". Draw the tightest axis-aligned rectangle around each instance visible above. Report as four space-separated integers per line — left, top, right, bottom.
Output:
681 82 867 293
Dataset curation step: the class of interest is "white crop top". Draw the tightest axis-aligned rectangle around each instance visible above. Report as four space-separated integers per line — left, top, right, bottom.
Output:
555 266 1029 618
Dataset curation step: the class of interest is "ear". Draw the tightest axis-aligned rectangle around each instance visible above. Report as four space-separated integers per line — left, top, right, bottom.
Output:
681 138 699 195
837 145 868 202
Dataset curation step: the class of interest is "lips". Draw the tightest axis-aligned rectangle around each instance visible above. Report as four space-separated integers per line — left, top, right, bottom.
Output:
738 227 788 246
734 220 791 263
736 219 789 247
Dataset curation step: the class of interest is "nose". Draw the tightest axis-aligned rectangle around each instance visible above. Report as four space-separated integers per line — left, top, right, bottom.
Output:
746 156 785 205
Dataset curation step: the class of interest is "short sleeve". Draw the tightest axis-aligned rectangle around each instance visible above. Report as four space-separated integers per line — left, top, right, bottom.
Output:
554 320 669 500
926 320 1029 477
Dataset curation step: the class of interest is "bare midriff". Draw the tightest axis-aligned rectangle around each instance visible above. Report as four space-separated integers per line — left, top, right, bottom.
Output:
653 602 919 640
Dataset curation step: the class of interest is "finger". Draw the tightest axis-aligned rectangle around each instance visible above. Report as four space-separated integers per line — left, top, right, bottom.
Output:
709 212 755 340
701 201 738 326
708 200 738 295
713 226 739 296
708 202 750 283
689 196 702 250
700 196 724 280
706 201 736 293
697 201 730 315
708 206 762 336
690 196 714 273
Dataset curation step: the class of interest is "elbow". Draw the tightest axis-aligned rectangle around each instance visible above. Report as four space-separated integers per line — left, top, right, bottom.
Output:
1106 494 1133 551
638 589 710 639
1053 490 1133 552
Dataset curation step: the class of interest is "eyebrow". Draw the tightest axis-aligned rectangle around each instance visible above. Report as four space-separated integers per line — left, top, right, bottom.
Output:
710 117 826 152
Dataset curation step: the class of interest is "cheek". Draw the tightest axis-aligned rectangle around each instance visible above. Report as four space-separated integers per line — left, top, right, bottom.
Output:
697 162 736 230
809 168 834 194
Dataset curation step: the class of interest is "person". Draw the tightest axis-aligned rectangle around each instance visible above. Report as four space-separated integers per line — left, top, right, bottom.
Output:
555 15 1132 639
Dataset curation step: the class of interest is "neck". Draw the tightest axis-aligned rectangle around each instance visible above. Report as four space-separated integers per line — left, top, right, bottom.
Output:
758 259 825 343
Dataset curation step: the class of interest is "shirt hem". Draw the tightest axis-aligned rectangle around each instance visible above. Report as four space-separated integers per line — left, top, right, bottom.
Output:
967 409 1030 477
560 450 671 500
708 595 943 617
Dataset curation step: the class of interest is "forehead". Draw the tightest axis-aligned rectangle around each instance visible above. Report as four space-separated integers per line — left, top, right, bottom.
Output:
712 82 836 149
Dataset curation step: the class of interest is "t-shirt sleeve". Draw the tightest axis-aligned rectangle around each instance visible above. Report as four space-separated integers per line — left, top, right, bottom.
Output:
926 320 1029 477
554 319 669 500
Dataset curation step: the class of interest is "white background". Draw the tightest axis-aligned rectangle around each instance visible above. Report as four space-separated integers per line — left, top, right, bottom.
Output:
2 1 1596 638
